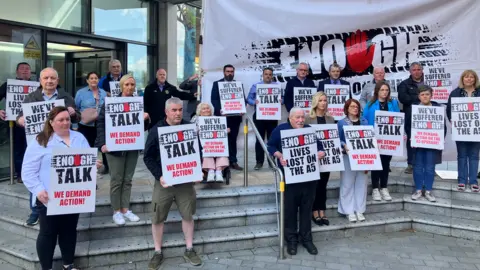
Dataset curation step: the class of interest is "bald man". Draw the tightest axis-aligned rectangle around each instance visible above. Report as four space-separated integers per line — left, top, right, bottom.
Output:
359 67 386 108
143 68 196 130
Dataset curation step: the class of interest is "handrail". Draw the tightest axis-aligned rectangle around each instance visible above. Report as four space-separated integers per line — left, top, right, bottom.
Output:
245 114 285 260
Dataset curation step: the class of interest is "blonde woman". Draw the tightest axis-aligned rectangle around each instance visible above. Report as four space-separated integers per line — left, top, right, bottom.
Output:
306 92 335 226
192 102 230 182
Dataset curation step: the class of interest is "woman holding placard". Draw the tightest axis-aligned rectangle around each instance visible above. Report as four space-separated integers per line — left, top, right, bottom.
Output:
192 102 230 182
22 106 89 270
411 85 445 202
306 92 335 226
363 81 400 201
337 99 369 222
447 70 480 192
96 74 150 225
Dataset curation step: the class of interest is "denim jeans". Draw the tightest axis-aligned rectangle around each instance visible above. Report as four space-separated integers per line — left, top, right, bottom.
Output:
30 193 39 217
456 141 480 185
413 148 436 191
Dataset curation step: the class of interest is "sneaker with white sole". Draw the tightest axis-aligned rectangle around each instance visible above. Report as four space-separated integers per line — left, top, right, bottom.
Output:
123 210 140 222
113 212 126 225
356 212 366 222
380 188 392 201
425 191 436 202
215 170 224 182
207 170 215 182
347 214 357 222
372 188 381 201
411 190 422 200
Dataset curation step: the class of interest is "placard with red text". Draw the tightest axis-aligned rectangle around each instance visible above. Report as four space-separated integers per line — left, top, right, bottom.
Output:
324 84 350 120
310 124 345 172
23 99 65 145
219 81 246 114
411 105 445 150
105 97 145 151
6 79 40 121
450 97 480 142
48 148 97 216
425 67 452 103
198 116 229 157
374 110 405 156
158 124 202 185
293 87 315 114
256 84 281 120
343 125 382 171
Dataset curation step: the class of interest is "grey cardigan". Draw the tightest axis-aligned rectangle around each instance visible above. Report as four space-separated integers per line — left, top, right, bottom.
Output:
305 114 335 125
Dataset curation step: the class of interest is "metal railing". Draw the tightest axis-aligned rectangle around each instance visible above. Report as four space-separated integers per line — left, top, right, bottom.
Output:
243 114 285 260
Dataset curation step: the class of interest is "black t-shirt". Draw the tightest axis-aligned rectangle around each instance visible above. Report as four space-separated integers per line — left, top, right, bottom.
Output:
352 120 360 126
316 116 326 124
379 101 388 111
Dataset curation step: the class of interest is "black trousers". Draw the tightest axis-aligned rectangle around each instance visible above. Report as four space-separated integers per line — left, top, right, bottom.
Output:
371 155 393 189
77 124 97 147
253 113 277 164
406 131 413 165
36 200 79 270
226 116 243 163
312 172 330 211
14 125 27 176
284 180 317 244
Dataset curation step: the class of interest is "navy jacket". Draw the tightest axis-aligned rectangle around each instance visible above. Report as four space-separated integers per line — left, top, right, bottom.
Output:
267 122 324 170
283 77 315 112
397 76 422 135
317 78 350 92
98 72 123 93
446 87 480 121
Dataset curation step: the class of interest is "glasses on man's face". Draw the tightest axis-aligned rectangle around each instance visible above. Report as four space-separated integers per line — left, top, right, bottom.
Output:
298 69 308 72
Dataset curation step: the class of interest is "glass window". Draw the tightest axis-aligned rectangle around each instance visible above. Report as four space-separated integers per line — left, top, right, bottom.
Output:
0 23 42 178
92 0 149 43
0 0 85 32
176 4 201 85
127 44 148 95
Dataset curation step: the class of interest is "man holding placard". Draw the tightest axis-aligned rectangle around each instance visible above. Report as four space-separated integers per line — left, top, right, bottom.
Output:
317 63 350 92
98 59 123 95
210 64 244 170
284 62 316 113
267 107 325 256
247 67 282 170
144 97 202 268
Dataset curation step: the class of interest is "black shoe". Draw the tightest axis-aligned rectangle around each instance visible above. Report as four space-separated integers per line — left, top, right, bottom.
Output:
26 214 38 226
254 163 263 170
302 242 318 255
321 216 330 226
230 163 243 171
286 242 297 255
311 215 323 226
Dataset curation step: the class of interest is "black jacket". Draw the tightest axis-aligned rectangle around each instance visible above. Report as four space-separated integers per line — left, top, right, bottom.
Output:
446 87 480 121
143 81 195 130
179 78 199 118
398 76 422 135
317 78 350 92
283 77 316 112
143 119 190 181
100 72 122 93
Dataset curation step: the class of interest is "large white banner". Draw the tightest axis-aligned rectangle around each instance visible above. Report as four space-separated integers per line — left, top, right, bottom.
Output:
310 124 345 172
450 97 480 142
48 148 97 216
23 100 65 145
198 116 229 157
104 97 145 152
6 79 39 121
201 0 480 161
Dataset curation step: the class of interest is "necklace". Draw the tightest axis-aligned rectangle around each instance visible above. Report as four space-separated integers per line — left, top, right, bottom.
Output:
379 101 387 110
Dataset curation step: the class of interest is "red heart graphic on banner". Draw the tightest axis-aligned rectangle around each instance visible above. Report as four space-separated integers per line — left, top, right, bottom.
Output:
23 86 29 94
123 103 130 112
468 103 474 111
437 80 442 87
427 122 432 129
213 131 217 139
323 130 330 139
305 101 309 107
298 135 305 146
389 116 394 124
74 155 81 166
268 88 272 94
177 131 184 142
359 130 364 138
336 89 341 95
231 93 235 99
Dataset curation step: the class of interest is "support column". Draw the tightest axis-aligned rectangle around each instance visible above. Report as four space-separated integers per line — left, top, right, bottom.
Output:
158 2 178 83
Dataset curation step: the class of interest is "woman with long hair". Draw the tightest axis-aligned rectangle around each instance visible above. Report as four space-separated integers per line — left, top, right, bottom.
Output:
306 92 335 226
22 106 90 270
95 74 150 225
362 81 400 201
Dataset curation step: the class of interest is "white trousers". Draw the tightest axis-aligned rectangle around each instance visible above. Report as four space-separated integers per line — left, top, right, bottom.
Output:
338 154 368 215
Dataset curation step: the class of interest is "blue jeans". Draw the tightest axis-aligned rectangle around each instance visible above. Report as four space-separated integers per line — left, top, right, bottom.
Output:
413 148 436 191
30 193 38 217
456 141 480 185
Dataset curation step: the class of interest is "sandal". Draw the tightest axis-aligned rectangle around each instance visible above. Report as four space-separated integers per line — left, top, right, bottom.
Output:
320 216 330 226
472 185 479 193
311 211 323 226
458 184 465 191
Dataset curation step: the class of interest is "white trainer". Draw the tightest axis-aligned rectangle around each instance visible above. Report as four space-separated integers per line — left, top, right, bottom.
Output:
372 188 381 201
356 212 366 222
215 170 224 182
425 191 436 202
347 214 357 222
123 210 140 222
207 170 215 182
380 188 392 201
113 212 126 225
411 190 422 200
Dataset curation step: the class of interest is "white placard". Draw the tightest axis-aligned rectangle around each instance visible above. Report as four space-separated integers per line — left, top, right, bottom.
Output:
293 87 315 114
450 97 480 142
219 81 246 114
5 79 40 121
374 110 405 156
324 84 350 121
281 127 319 184
23 100 65 145
158 124 203 186
310 124 345 172
411 105 445 150
198 116 229 157
104 97 145 151
343 125 383 171
109 81 121 96
48 148 97 216
425 67 453 103
256 84 281 120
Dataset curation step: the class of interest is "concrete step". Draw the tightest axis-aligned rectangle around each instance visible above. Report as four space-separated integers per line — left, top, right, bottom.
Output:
0 259 23 270
395 177 480 201
404 195 480 221
410 211 480 241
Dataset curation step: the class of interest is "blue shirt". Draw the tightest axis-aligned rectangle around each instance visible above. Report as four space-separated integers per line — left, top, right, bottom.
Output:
246 80 281 106
330 79 341 85
75 86 107 126
42 89 59 101
21 130 90 206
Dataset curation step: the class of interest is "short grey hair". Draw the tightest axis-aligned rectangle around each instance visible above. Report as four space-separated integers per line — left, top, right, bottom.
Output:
196 102 214 116
165 97 183 110
410 62 423 70
39 67 59 79
297 62 309 69
289 107 305 117
109 59 121 68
